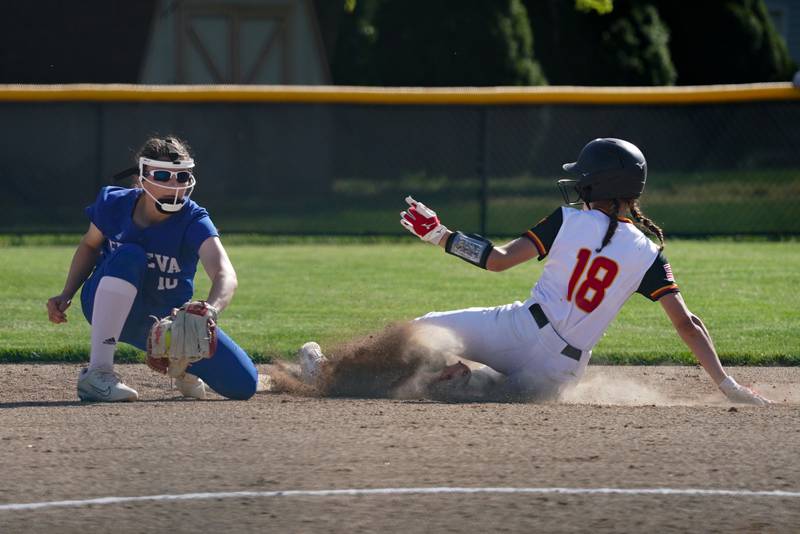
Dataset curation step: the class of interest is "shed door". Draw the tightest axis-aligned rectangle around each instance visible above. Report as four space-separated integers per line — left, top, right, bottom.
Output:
177 5 291 83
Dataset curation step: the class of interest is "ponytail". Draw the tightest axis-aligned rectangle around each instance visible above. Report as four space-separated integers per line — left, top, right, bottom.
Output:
629 199 665 250
596 198 620 253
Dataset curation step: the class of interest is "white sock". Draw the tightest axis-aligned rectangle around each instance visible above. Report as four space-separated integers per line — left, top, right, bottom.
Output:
88 276 138 372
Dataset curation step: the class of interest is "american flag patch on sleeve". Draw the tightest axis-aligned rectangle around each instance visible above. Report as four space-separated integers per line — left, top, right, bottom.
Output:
664 263 674 282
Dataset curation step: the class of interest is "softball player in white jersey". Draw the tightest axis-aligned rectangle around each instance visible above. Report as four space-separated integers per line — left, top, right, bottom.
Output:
395 138 770 405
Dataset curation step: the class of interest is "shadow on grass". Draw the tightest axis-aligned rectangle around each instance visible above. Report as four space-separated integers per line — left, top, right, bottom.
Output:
0 351 275 365
0 397 240 409
0 400 87 409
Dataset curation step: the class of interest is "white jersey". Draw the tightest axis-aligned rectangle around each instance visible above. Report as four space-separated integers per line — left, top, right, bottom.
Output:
526 207 677 350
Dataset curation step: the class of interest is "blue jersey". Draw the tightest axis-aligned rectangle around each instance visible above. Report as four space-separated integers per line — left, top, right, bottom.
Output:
85 186 219 313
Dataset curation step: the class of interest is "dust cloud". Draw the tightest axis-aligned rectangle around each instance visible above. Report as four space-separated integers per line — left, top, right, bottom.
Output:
560 372 674 406
318 322 463 399
259 326 796 406
259 323 468 398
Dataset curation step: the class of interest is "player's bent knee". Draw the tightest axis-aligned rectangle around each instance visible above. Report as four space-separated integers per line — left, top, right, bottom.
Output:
222 373 258 400
205 359 258 400
106 244 148 286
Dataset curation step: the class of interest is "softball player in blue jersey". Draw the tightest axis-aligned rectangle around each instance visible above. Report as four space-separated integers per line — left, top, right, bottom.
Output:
47 136 258 402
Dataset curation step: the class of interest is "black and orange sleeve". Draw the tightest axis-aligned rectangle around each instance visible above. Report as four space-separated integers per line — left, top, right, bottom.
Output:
522 207 563 261
637 252 680 301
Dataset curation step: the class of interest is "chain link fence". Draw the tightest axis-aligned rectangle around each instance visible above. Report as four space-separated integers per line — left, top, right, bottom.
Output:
1 88 798 236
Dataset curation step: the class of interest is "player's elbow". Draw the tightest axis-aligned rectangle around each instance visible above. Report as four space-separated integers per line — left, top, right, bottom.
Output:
487 262 511 272
689 314 706 330
212 267 238 297
226 270 239 294
78 235 102 254
486 261 507 272
673 313 704 338
229 268 239 290
486 252 512 272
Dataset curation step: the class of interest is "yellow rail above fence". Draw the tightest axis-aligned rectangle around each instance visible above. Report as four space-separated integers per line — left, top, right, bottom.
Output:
0 83 798 105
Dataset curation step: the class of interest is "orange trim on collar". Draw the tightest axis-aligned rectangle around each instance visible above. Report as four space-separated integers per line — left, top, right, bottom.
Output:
591 207 632 223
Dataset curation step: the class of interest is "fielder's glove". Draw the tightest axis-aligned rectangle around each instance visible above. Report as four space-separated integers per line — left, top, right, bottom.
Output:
400 196 449 244
718 376 771 406
147 301 218 378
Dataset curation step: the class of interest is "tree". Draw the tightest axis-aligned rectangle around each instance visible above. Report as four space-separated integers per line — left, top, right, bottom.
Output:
328 0 382 85
368 0 546 86
655 0 795 84
525 0 676 86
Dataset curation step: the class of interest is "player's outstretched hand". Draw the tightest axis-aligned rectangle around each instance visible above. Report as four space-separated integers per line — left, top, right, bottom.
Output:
719 376 772 406
47 293 72 324
400 196 449 244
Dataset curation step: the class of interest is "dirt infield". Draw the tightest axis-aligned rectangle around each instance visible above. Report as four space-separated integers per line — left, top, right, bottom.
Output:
1 364 799 533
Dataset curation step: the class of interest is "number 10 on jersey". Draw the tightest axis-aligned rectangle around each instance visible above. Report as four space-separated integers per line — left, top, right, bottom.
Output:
567 248 619 313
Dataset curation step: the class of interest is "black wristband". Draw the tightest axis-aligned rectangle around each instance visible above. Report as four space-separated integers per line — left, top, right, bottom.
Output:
445 231 493 269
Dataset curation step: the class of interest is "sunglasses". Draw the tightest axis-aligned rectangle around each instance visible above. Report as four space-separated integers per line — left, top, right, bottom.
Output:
147 169 194 183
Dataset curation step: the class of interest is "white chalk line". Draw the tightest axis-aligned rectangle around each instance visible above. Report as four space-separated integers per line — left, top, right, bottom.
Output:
1 486 800 512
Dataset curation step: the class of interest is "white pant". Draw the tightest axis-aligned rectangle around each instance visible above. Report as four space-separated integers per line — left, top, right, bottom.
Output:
414 298 591 400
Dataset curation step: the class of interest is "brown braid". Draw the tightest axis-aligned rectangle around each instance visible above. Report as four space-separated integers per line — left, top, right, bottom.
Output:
596 198 620 253
629 199 665 250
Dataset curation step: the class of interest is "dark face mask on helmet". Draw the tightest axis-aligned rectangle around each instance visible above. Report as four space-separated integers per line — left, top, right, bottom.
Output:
556 178 586 206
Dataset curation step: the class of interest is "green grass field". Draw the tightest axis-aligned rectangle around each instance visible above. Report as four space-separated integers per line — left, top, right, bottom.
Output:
1 238 798 365
3 169 799 235
150 170 800 235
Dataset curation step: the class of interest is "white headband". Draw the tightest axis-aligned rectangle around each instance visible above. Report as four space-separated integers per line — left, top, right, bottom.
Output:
139 157 195 169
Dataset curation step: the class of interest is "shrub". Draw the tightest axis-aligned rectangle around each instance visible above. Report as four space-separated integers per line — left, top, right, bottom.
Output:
369 0 546 86
655 0 796 84
526 0 676 86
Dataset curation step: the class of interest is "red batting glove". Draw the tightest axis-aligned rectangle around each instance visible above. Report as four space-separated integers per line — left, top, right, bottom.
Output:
400 196 449 244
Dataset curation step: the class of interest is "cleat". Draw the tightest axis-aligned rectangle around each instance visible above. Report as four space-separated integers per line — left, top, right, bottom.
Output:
174 373 206 400
256 373 275 393
427 361 474 400
77 367 139 402
298 342 327 384
434 361 472 388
